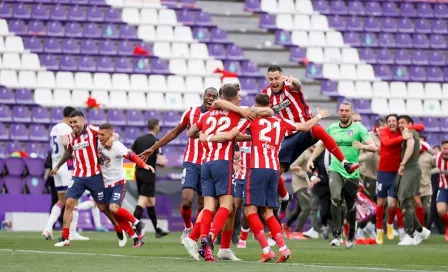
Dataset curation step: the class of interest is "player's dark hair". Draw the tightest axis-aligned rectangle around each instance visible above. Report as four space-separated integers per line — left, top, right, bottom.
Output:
255 94 270 107
99 123 114 130
442 140 448 146
374 118 386 128
398 115 413 124
220 84 238 100
267 65 282 73
69 110 84 118
204 87 217 96
63 106 76 117
386 114 398 122
147 118 159 130
420 135 426 141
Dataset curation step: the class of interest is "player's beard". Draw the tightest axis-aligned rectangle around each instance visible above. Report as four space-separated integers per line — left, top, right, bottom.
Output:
340 117 351 126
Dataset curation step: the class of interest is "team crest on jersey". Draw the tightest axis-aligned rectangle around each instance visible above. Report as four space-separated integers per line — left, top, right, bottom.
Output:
347 130 354 136
272 99 291 113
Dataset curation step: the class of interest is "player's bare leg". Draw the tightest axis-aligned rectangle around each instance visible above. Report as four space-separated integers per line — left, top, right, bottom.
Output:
261 207 291 263
218 201 240 261
43 191 66 240
97 203 125 242
54 198 77 247
109 203 144 247
244 205 275 262
180 188 196 241
436 202 448 242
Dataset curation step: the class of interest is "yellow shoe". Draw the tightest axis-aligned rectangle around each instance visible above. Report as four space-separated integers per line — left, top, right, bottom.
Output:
376 229 384 245
387 224 394 240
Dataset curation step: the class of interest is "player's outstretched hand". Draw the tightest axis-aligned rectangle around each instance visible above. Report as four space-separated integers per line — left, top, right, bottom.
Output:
49 167 59 176
241 107 257 121
104 138 114 149
145 165 155 173
139 148 154 161
402 131 412 140
353 140 363 149
306 160 314 173
282 75 293 84
199 133 207 142
317 107 329 119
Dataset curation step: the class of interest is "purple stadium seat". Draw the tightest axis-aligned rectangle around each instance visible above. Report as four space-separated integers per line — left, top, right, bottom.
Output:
68 5 86 21
0 105 12 122
4 176 23 194
87 6 104 22
89 109 107 125
117 40 133 56
100 40 117 55
40 54 59 70
83 23 101 38
6 142 20 155
12 106 31 122
365 2 382 16
328 15 345 31
25 177 45 195
375 65 392 80
208 44 226 59
124 127 142 145
108 109 126 126
81 39 99 55
344 32 360 47
241 95 252 107
14 89 33 107
423 117 440 132
393 66 410 81
434 3 448 19
120 25 137 39
347 17 362 32
24 37 43 53
348 1 364 15
226 45 244 60
259 13 276 30
47 22 64 37
354 99 372 114
25 143 45 158
72 0 89 4
62 39 80 54
78 56 96 72
31 107 50 123
415 18 431 34
178 130 188 145
54 0 71 3
177 9 194 25
0 3 11 19
410 66 427 81
25 158 45 176
102 24 119 39
164 147 183 167
417 3 433 18
421 132 438 147
193 27 211 42
432 19 447 34
381 17 397 33
126 110 144 126
151 59 168 74
196 11 213 27
427 67 444 82
377 49 393 65
104 8 122 23
430 34 447 49
382 2 399 17
290 47 306 62
9 20 27 35
13 3 30 19
43 38 62 54
245 0 261 12
321 81 338 96
224 60 242 74
50 4 67 20
259 78 268 89
330 0 347 15
89 0 107 5
162 111 180 127
28 20 45 34
397 18 414 33
145 110 162 123
211 28 229 43
305 63 323 79
29 124 48 142
50 108 63 123
5 158 26 176
359 48 376 64
313 0 330 14
0 123 7 140
364 17 380 32
66 22 83 38
400 2 416 16
60 55 78 72
0 87 14 104
133 58 151 74
429 51 445 66
395 49 411 65
0 145 5 158
97 56 115 73
275 30 292 46
440 118 448 132
116 57 133 73
410 51 428 66
396 33 412 48
240 78 258 94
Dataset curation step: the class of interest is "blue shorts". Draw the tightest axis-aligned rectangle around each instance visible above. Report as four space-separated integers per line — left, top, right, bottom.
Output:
279 129 316 172
201 160 234 198
181 162 202 196
234 179 245 199
437 188 448 203
376 171 397 198
244 168 280 208
104 183 126 206
66 174 105 204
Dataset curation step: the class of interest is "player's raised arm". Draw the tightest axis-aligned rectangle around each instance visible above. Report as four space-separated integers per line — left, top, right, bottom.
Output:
295 108 329 131
212 99 257 121
283 75 302 92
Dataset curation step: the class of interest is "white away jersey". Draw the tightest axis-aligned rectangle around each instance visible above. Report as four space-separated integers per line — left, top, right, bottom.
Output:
98 141 129 186
50 123 72 169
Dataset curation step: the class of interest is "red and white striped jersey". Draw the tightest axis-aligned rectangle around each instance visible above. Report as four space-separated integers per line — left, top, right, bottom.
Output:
196 108 242 162
235 141 251 180
262 82 310 137
238 116 297 170
420 140 431 154
68 124 101 177
180 106 208 164
435 152 448 189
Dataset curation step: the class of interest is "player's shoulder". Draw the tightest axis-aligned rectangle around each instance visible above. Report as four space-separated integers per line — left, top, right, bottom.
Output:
353 121 368 130
328 122 340 129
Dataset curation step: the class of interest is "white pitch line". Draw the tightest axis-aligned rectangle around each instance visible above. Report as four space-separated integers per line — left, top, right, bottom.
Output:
0 249 442 272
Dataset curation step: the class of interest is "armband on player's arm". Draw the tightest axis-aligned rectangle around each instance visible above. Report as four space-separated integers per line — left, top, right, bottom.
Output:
124 151 148 169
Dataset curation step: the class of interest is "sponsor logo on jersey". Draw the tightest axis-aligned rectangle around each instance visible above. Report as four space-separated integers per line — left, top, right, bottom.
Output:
336 140 353 147
73 141 89 151
240 147 251 153
262 143 277 151
272 99 291 113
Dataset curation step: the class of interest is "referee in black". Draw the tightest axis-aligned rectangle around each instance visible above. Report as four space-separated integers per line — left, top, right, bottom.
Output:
131 118 168 238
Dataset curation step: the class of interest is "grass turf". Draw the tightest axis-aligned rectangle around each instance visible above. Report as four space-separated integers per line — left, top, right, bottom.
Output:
0 232 447 272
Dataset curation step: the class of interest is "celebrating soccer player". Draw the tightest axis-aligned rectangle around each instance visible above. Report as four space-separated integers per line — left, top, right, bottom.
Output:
435 140 448 242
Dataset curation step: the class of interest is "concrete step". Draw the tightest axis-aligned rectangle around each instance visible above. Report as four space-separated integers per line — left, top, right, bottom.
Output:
196 0 248 16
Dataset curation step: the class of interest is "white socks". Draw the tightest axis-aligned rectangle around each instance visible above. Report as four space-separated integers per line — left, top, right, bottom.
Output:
45 203 63 231
77 200 94 210
92 205 102 228
281 194 290 201
70 207 79 232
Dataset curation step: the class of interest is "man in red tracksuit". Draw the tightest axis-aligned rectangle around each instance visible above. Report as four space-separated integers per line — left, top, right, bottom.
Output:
375 114 424 244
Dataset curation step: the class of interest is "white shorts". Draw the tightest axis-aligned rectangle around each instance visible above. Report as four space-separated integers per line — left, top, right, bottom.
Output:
54 167 73 191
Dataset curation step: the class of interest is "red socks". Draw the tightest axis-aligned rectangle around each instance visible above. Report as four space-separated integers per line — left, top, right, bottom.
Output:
210 207 230 240
239 228 249 241
116 207 136 224
180 205 193 229
311 125 345 162
62 227 70 239
188 221 201 242
416 207 425 225
246 212 269 249
200 209 213 239
441 213 448 228
117 218 136 236
396 208 404 228
195 208 202 222
376 206 385 230
387 207 397 225
277 176 288 199
114 225 123 233
266 216 285 249
220 230 233 249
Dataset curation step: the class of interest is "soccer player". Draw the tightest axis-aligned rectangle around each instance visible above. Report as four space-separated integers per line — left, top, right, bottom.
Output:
306 101 377 248
262 65 359 217
417 136 435 227
137 87 219 242
202 93 329 262
395 116 431 245
435 140 448 242
50 111 120 247
376 114 424 244
43 106 88 241
97 123 150 247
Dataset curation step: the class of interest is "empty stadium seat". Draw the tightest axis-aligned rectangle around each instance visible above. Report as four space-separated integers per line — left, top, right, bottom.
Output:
53 89 73 106
371 98 389 115
389 82 408 98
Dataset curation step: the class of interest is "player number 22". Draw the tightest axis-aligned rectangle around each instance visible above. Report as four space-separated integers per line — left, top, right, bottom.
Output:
259 119 280 145
204 117 231 135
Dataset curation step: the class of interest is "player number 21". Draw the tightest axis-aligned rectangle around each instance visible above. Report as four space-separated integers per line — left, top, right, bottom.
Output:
259 119 281 145
204 117 231 135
